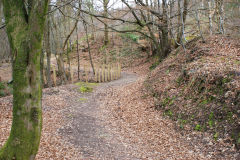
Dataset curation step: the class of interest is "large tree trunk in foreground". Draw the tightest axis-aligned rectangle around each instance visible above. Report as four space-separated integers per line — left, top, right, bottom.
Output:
0 0 49 159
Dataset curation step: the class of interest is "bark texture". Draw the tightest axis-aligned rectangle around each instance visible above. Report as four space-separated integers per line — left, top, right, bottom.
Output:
0 0 49 159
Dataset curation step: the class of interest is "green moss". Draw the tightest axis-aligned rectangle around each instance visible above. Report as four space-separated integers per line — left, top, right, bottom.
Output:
166 69 170 74
75 82 98 93
178 119 187 129
227 112 233 122
79 98 88 102
164 109 173 117
149 61 160 70
234 60 240 65
0 91 5 97
222 77 231 84
161 96 175 107
0 82 5 90
79 86 93 93
237 137 240 144
176 76 184 86
208 112 215 128
213 132 219 141
0 82 6 97
194 124 201 131
200 99 209 105
185 35 197 41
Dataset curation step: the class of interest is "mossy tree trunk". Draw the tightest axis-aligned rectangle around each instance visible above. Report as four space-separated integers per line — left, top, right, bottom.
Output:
0 0 49 159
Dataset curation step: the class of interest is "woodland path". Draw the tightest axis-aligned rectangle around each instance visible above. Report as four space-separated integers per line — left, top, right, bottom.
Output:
1 70 238 159
58 72 139 159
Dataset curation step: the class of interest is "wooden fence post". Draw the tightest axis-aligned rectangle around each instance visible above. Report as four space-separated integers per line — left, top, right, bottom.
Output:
110 64 113 81
119 63 122 78
107 64 110 81
102 64 105 82
105 64 107 82
117 63 121 78
95 64 98 82
98 65 101 83
116 63 119 79
114 63 117 80
52 66 57 86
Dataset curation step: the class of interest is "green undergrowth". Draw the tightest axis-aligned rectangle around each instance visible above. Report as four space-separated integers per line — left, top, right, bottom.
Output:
119 26 140 42
149 56 161 70
75 82 98 93
0 82 13 98
120 33 140 42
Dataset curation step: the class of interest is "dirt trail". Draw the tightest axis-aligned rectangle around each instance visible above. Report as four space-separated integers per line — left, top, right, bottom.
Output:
1 70 238 159
57 70 239 160
1 69 238 159
58 72 139 159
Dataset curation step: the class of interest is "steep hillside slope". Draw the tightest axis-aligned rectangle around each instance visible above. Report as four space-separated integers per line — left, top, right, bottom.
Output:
145 35 240 148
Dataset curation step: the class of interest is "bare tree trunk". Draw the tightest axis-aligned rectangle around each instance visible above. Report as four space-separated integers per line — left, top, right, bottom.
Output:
83 21 95 75
103 0 109 45
66 41 71 80
56 53 67 84
88 0 95 40
176 0 189 46
161 0 170 58
208 0 214 35
215 0 224 34
52 15 67 84
140 10 161 57
176 0 181 44
45 11 52 87
194 0 205 42
145 0 151 21
40 49 45 87
76 24 80 80
169 0 175 39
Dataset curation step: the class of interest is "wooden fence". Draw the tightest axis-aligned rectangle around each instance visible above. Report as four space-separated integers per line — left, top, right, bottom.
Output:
94 63 121 83
43 63 122 87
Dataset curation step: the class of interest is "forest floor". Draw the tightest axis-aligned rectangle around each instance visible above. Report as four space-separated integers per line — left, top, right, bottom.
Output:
1 71 238 159
0 35 239 159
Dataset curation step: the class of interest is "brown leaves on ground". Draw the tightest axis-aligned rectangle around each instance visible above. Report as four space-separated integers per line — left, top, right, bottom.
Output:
0 87 82 159
100 77 207 159
100 74 239 159
144 35 240 158
0 96 12 146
